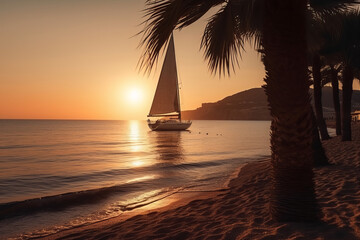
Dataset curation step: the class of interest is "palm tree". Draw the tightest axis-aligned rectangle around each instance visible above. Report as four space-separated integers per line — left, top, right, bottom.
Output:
139 0 357 221
307 11 332 140
330 65 342 136
321 10 360 141
342 64 354 141
311 109 330 166
310 54 331 140
262 1 319 221
322 63 342 136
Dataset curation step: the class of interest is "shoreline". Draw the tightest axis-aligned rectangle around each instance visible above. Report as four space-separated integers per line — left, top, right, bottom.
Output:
41 162 260 240
38 163 250 240
36 125 360 239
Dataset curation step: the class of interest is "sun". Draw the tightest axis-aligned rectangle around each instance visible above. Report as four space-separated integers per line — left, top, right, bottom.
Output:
126 88 143 104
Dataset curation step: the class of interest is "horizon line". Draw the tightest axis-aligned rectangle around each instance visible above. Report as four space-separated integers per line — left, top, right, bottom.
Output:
0 118 146 121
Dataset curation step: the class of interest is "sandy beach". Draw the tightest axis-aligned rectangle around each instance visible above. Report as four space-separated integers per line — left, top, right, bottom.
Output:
43 125 360 240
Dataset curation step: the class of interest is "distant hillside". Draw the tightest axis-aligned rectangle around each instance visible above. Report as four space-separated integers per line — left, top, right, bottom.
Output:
182 87 360 120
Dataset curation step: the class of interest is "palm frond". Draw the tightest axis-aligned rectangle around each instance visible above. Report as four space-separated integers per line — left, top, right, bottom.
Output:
322 10 360 66
176 0 224 28
341 10 360 67
201 0 262 75
139 0 224 73
307 10 327 54
309 0 359 15
201 4 241 75
231 0 263 50
320 65 333 86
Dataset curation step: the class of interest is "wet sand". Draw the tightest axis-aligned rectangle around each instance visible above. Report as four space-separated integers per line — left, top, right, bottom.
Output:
43 125 360 240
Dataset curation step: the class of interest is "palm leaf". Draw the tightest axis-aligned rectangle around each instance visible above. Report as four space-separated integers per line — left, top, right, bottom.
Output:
310 0 359 15
201 0 262 75
321 10 360 67
139 0 224 73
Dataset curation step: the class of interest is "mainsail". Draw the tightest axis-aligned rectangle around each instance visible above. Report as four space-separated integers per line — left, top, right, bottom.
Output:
148 34 181 118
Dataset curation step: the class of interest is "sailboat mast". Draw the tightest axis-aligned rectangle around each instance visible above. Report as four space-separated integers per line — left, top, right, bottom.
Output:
171 34 182 121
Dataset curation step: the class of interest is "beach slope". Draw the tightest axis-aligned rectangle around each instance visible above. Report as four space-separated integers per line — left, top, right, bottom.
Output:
44 126 360 240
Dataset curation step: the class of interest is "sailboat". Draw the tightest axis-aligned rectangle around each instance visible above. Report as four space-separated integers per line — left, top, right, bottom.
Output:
147 34 192 131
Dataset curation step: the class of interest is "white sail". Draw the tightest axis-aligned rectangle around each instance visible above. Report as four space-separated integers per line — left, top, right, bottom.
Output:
148 34 181 117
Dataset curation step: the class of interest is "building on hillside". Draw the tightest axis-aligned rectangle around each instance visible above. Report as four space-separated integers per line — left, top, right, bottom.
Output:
351 110 360 122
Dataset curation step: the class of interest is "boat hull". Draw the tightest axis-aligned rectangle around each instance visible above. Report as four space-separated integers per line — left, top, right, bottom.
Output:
148 121 192 131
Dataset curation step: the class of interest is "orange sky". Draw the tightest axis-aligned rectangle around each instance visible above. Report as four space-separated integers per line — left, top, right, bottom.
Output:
0 0 267 120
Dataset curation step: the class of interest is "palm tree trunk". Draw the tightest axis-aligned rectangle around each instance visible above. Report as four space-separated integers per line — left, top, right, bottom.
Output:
262 0 319 221
342 64 354 141
330 65 341 136
312 54 330 140
311 109 329 166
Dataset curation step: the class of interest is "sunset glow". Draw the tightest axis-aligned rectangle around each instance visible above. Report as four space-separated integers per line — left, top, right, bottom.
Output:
0 1 266 120
1 1 359 239
126 88 143 104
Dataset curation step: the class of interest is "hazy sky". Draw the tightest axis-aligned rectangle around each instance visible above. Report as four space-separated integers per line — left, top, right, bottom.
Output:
0 0 266 120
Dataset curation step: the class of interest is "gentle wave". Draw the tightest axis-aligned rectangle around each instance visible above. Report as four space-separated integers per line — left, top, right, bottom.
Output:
15 186 203 240
0 157 245 186
0 157 246 220
0 141 135 150
0 178 161 220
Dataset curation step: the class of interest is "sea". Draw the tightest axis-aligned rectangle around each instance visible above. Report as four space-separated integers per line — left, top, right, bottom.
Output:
0 120 335 239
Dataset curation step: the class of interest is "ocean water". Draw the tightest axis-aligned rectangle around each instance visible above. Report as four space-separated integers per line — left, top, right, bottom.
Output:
0 120 273 239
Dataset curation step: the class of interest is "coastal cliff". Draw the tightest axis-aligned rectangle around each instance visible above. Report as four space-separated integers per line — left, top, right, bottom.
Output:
182 87 360 120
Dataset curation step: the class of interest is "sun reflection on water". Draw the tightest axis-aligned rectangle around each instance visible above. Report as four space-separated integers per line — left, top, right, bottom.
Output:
131 160 144 167
127 121 152 168
129 121 142 152
126 175 156 184
129 121 139 137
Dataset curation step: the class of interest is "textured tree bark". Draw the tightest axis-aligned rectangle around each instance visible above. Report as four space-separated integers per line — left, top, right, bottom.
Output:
262 0 319 221
330 65 341 136
312 55 330 140
342 64 353 141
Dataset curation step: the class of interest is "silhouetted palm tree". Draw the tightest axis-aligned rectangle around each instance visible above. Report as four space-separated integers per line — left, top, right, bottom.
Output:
311 109 330 166
307 14 332 140
309 54 331 140
330 65 342 135
139 0 358 221
322 63 342 135
312 54 330 140
322 10 360 141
